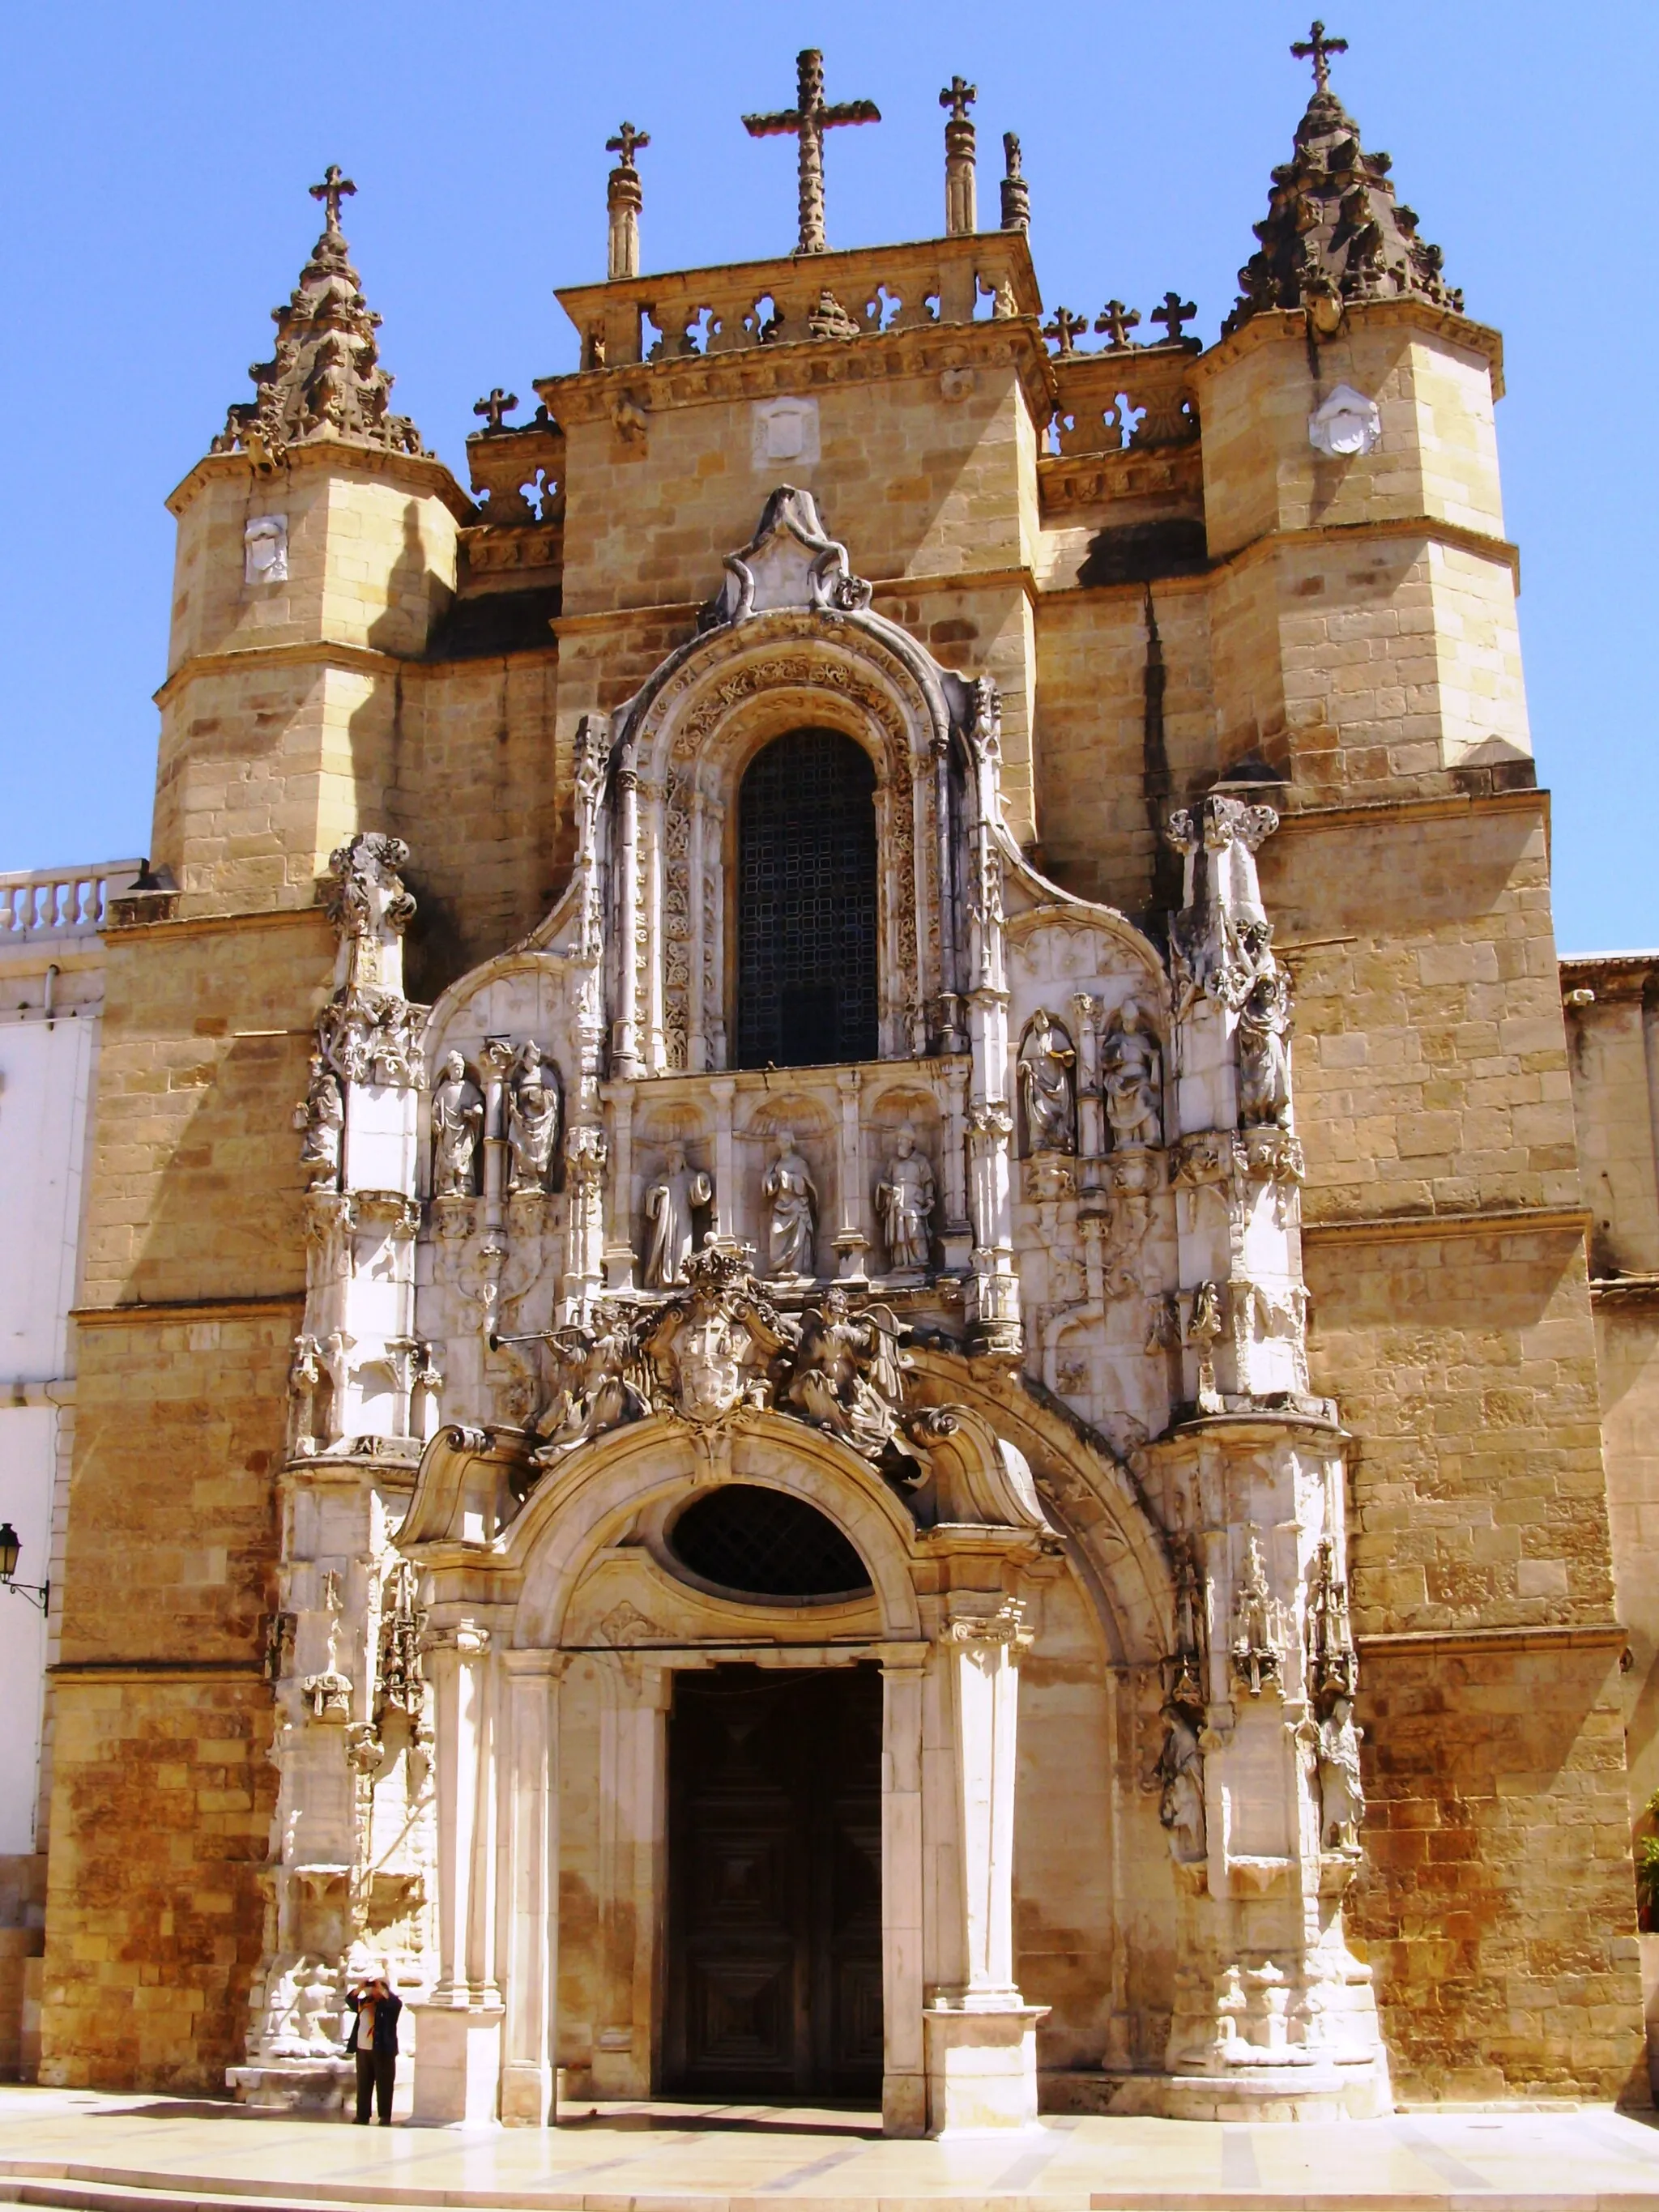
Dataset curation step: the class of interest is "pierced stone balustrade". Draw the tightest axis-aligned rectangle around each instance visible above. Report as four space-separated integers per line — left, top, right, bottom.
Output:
1050 342 1201 458
553 231 1043 374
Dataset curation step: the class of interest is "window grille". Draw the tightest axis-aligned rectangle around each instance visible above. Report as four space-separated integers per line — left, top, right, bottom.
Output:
736 729 878 1068
668 1484 872 1600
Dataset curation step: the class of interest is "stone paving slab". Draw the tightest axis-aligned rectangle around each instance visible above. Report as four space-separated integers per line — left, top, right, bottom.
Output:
3 2090 1659 2212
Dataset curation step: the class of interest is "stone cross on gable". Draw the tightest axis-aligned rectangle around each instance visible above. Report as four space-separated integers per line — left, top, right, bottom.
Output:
309 164 356 235
1150 290 1198 345
1095 300 1141 348
1043 306 1087 356
744 49 881 257
1290 19 1348 93
473 388 518 433
939 75 977 123
607 121 650 170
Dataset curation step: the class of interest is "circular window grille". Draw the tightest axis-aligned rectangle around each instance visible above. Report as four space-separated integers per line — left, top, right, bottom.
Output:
668 1485 872 1602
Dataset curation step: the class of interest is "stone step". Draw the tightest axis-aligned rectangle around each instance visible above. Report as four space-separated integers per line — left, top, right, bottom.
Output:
8 2159 1659 2212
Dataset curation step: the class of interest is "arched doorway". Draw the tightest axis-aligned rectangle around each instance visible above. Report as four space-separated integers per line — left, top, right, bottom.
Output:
736 728 878 1068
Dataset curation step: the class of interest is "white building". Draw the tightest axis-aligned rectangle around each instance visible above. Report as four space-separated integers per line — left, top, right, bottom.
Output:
0 860 140 2077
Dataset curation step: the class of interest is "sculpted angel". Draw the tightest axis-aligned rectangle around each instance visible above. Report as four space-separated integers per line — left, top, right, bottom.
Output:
783 1288 919 1471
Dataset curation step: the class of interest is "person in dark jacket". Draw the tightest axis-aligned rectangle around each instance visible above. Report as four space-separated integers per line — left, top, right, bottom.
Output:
345 1972 403 2125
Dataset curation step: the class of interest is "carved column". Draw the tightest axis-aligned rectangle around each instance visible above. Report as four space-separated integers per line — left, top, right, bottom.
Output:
962 681 1018 1354
591 1657 671 2098
612 744 641 1076
710 1077 737 1242
879 1645 927 2138
936 1058 974 1273
601 1080 637 1290
834 1067 871 1281
922 1596 1044 2132
412 1619 504 2124
498 1652 563 2125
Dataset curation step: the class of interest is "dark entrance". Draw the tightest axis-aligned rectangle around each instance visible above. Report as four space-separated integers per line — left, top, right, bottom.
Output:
736 728 879 1068
664 1665 883 2098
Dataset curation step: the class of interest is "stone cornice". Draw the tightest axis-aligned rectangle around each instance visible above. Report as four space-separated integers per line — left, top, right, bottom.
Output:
537 317 1057 438
1357 1622 1625 1657
1037 442 1205 514
50 1660 267 1681
72 1292 305 1326
1222 510 1520 588
1303 1204 1590 1247
166 440 476 523
554 563 1041 640
155 637 399 709
1273 785 1545 837
1188 297 1506 399
1590 1274 1659 1306
102 903 329 946
1561 953 1659 1002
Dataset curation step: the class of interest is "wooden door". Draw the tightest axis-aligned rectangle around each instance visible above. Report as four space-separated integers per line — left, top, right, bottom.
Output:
665 1665 883 2098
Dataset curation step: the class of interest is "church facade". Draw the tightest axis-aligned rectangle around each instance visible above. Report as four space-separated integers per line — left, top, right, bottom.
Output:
31 38 1652 2126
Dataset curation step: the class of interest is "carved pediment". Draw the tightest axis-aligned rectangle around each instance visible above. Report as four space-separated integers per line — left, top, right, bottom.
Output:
698 485 873 629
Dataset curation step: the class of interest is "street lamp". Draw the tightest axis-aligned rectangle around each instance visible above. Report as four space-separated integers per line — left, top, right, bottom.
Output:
0 1523 49 1614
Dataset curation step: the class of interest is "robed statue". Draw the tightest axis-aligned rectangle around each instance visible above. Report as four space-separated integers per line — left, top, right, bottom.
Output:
762 1129 817 1279
642 1144 714 1288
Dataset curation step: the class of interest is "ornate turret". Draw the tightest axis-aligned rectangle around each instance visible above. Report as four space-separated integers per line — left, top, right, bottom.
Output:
211 166 424 467
1224 22 1461 337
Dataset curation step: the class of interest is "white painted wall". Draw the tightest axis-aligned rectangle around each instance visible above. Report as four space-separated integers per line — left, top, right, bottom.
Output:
0 868 130 1857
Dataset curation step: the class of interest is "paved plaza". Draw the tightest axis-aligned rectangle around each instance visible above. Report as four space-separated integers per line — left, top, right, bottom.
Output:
6 2087 1659 2210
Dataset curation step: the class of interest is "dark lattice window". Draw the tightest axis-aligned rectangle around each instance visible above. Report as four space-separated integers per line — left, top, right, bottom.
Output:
736 730 878 1068
669 1485 872 1601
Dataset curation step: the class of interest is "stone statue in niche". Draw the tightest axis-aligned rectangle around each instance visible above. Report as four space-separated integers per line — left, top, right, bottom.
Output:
429 1051 484 1197
293 1055 343 1190
642 1144 714 1288
1316 1694 1365 1852
506 1042 562 1195
762 1129 818 1279
1237 967 1293 1127
1230 1526 1284 1698
873 1124 935 1276
1017 1008 1077 1154
1102 999 1163 1149
1151 1699 1207 1864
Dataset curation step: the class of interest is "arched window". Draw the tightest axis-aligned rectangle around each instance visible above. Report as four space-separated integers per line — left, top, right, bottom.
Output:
736 729 878 1068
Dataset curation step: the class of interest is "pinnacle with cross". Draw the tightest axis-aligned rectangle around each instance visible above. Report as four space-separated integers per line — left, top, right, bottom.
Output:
1149 291 1198 345
744 49 881 256
940 75 977 124
607 121 650 170
309 164 356 236
1043 306 1087 356
1095 300 1141 349
1290 19 1348 94
473 388 518 434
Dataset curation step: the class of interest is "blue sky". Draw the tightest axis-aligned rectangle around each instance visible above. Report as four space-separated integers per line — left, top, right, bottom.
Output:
2 2 1652 953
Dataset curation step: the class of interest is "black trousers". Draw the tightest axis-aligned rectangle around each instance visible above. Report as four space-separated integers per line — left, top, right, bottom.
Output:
354 2044 395 2123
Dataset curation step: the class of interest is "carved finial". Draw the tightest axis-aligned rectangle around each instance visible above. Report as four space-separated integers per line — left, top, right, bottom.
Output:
1149 290 1199 346
1043 305 1087 356
606 123 649 282
1290 19 1348 94
939 74 977 124
1000 131 1030 232
940 74 979 236
472 387 518 434
1094 299 1141 349
744 49 881 257
606 120 650 169
309 164 356 235
211 171 422 466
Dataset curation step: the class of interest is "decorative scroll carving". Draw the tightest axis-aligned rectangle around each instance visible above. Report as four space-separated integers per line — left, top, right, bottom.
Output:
1166 795 1281 1021
314 833 424 1090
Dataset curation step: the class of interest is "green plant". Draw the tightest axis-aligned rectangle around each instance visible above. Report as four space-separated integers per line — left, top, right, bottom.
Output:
1636 1791 1659 1930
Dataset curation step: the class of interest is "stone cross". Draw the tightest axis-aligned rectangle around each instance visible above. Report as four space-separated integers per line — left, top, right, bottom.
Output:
1290 19 1348 93
606 121 650 170
940 75 978 237
1150 291 1198 345
744 49 881 257
1043 306 1087 356
309 165 356 235
473 389 518 433
1095 300 1141 348
939 75 977 123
